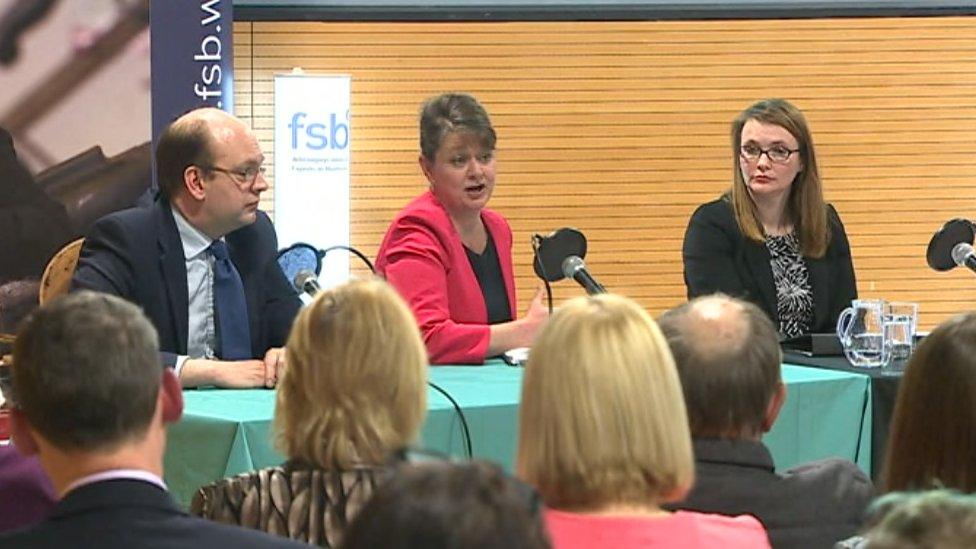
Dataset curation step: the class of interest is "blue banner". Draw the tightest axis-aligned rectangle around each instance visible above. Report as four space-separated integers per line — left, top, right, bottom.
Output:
149 0 234 186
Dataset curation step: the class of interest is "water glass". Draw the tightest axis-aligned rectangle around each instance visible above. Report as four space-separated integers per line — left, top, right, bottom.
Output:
883 315 914 362
884 302 918 361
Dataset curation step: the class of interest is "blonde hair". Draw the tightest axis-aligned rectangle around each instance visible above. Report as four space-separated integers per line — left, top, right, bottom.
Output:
730 98 830 258
274 278 428 469
516 293 694 511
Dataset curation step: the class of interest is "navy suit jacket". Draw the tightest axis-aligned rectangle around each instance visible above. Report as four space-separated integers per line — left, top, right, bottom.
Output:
0 479 307 548
72 199 301 366
682 196 858 334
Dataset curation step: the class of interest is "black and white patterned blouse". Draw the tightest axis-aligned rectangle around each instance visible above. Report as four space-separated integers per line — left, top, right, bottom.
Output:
766 232 814 338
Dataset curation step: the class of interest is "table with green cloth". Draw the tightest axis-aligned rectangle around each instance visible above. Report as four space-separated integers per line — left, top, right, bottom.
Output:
164 361 871 507
783 350 902 480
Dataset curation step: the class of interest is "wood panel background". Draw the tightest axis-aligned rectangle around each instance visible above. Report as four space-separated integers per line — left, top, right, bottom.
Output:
232 16 976 330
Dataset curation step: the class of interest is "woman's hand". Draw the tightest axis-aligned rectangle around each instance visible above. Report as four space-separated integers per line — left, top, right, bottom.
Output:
487 288 551 356
519 288 550 346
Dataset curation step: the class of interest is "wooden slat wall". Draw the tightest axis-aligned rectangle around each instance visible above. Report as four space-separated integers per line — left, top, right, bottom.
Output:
233 17 976 330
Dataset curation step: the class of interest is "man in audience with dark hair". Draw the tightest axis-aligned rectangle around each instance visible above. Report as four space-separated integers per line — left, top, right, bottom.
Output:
342 460 550 549
73 108 301 388
0 291 305 548
658 293 873 548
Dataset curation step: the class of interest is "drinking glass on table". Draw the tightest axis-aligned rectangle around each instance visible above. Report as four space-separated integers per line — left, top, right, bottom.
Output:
883 302 918 362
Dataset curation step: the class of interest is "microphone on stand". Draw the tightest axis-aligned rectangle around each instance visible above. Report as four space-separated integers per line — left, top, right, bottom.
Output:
927 218 976 272
293 269 321 297
952 242 976 274
532 227 608 296
561 256 606 295
533 228 587 282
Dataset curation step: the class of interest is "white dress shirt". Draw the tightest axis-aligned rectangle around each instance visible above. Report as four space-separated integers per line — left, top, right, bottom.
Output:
171 208 220 374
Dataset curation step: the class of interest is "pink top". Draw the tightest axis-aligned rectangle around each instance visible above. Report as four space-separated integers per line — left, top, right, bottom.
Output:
544 508 770 549
375 190 516 364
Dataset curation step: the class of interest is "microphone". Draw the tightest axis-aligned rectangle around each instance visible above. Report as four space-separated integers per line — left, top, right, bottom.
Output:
533 228 587 282
561 256 606 295
293 269 321 297
952 243 976 273
927 218 976 272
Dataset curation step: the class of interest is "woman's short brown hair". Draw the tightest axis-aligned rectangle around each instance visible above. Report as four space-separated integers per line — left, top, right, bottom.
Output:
516 294 694 510
883 312 976 493
730 98 830 258
419 93 497 161
274 278 428 469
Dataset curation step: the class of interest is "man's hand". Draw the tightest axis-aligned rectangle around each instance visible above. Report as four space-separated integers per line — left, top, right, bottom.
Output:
262 347 286 389
179 358 268 389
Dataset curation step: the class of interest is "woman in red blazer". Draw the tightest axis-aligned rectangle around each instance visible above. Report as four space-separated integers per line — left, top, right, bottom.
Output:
376 93 548 364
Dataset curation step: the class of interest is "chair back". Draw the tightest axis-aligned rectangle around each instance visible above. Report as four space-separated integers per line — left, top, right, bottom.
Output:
39 238 84 305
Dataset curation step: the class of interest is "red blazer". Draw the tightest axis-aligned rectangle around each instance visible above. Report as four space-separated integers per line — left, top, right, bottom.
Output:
376 191 517 364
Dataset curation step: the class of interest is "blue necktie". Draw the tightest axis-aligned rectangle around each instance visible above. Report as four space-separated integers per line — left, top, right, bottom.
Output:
210 240 252 360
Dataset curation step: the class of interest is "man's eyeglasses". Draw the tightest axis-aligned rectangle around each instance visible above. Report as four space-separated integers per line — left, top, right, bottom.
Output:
740 143 799 164
203 165 266 186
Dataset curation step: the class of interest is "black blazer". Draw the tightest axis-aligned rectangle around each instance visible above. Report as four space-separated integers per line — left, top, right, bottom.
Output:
73 199 302 366
670 439 873 549
682 197 857 334
0 479 307 548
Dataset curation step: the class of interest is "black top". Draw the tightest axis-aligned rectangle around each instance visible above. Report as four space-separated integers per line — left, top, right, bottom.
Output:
682 196 857 335
766 232 814 338
668 438 873 549
464 229 513 325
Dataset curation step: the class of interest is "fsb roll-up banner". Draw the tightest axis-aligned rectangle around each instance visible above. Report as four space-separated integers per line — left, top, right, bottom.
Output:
273 74 351 290
150 0 234 190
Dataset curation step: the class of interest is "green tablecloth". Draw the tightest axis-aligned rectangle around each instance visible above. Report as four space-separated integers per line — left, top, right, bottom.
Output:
164 362 871 507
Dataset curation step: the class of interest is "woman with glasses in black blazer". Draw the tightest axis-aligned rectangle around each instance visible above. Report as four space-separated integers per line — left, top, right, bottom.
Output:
682 98 857 338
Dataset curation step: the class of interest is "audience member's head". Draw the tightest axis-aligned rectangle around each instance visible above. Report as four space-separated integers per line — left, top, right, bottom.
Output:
517 293 693 511
883 312 976 493
0 280 40 334
10 291 182 491
341 460 550 549
859 490 976 548
275 278 427 469
658 293 785 439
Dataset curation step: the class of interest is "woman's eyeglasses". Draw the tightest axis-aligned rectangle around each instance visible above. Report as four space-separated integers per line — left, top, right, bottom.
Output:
740 143 799 163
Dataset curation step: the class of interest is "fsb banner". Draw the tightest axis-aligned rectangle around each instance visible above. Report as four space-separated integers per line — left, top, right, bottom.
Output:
150 0 234 147
273 74 351 289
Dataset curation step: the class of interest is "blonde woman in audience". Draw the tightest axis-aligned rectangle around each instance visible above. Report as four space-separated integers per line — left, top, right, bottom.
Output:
516 293 770 549
192 278 428 547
